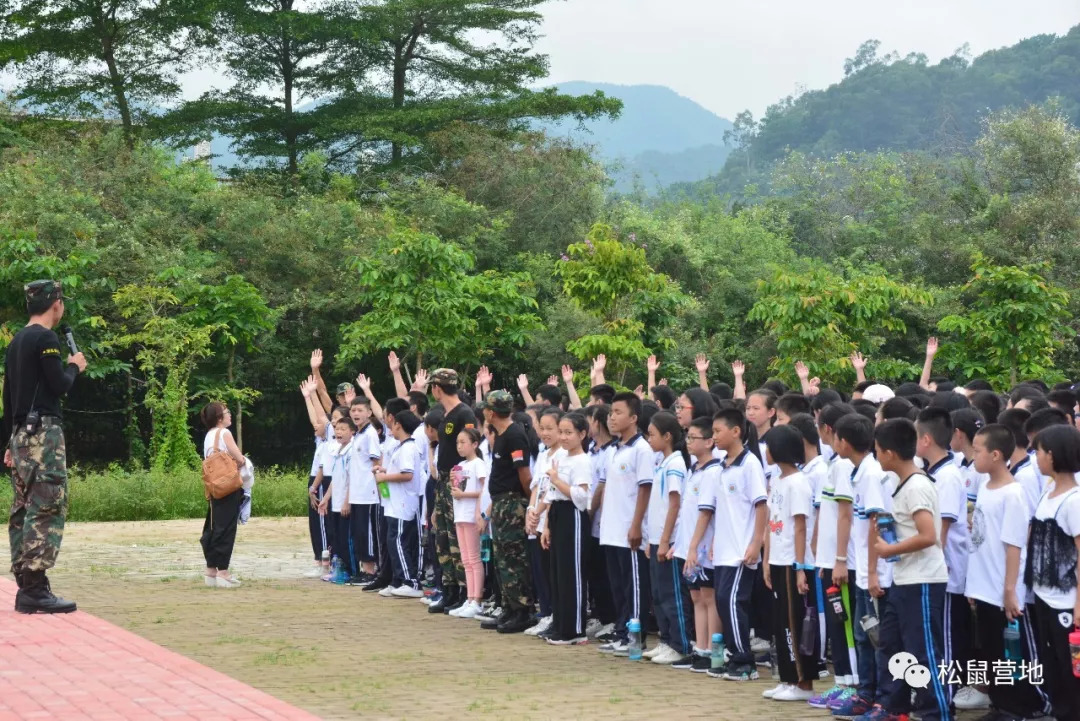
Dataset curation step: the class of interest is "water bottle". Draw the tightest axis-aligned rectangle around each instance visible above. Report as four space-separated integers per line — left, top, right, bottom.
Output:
1003 620 1022 677
876 516 900 563
826 585 846 621
710 632 725 671
480 532 492 563
321 549 330 566
1069 628 1080 678
331 555 346 585
627 618 643 660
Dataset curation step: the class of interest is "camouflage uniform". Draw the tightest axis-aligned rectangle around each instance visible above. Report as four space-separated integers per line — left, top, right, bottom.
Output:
435 470 465 588
490 493 530 612
8 419 68 573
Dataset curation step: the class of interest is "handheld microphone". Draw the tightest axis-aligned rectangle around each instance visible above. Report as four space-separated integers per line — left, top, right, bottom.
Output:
60 325 79 355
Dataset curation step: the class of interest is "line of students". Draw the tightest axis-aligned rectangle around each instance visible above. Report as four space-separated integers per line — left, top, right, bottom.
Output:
297 346 1080 721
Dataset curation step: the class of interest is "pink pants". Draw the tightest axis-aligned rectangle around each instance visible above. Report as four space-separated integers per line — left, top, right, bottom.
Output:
456 521 485 599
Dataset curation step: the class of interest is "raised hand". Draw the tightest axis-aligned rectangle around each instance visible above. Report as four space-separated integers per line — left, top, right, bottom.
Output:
561 365 574 384
695 353 709 374
795 360 810 380
387 351 400 373
647 354 660 373
850 351 867 372
343 385 356 404
516 373 530 392
546 375 558 387
412 368 429 392
593 354 606 374
808 377 821 396
926 336 939 358
477 365 493 388
310 349 323 371
356 373 372 392
633 385 645 399
731 360 745 377
659 378 668 386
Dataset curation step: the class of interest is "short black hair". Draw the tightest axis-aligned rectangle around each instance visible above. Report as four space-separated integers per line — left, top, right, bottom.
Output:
787 413 820 448
879 396 914 422
969 390 1001 424
998 408 1032 450
1024 407 1070 438
1009 384 1045 405
713 407 746 432
1034 425 1080 474
934 379 956 392
611 392 641 420
851 399 878 423
335 415 357 433
1023 379 1050 393
810 389 843 414
965 379 994 392
764 424 805 465
651 385 676 410
1016 396 1050 414
895 382 925 398
709 382 733 400
394 410 421 435
1047 389 1077 415
777 393 811 418
350 396 372 408
834 414 875 454
976 423 1015 461
27 294 59 317
875 418 918 461
818 402 856 430
916 407 953 449
408 391 429 415
590 384 616 405
761 379 788 397
384 397 410 418
424 407 445 428
854 380 875 394
950 408 985 443
688 415 714 440
929 391 970 412
536 383 562 406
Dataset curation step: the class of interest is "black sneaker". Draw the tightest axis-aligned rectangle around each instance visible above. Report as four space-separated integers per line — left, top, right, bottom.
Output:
691 654 711 673
670 654 695 670
481 609 511 630
363 580 389 593
595 632 617 643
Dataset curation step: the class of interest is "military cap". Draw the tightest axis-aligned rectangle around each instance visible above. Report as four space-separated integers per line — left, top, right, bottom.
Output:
430 368 459 387
335 382 354 395
25 279 66 306
480 390 514 414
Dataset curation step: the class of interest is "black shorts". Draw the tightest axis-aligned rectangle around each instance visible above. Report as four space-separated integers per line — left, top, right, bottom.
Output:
687 566 715 591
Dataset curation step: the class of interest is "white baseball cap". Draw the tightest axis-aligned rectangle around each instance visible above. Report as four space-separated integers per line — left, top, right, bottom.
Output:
862 384 896 404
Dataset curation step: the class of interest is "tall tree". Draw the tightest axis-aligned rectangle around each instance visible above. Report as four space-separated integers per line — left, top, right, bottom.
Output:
0 0 209 146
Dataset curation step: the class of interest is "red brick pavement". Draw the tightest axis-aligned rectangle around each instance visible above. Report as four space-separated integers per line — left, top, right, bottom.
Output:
0 578 319 721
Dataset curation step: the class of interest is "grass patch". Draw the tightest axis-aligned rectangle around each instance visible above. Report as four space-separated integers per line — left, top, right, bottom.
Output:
251 646 316 667
0 465 308 522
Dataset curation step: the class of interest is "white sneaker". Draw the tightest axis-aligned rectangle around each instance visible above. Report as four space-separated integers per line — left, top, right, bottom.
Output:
524 616 552 636
215 575 241 588
585 618 603 638
303 567 324 578
750 636 771 654
391 586 424 599
204 574 217 587
378 585 397 597
456 601 480 619
651 646 684 665
592 622 614 639
642 642 670 660
772 686 814 702
954 686 991 710
762 683 791 699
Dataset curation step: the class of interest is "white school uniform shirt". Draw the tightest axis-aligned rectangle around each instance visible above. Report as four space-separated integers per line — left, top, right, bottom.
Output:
1032 487 1080 610
453 457 486 524
961 457 988 503
698 449 768 568
951 450 966 469
891 472 948 586
546 452 592 512
589 440 617 539
327 439 351 513
759 440 780 487
647 452 687 548
768 470 815 567
412 423 429 482
966 480 1029 608
1010 454 1044 517
379 437 400 508
309 421 331 477
926 453 971 594
599 434 655 549
347 424 382 505
852 454 895 590
383 438 420 521
815 454 856 570
531 447 567 536
803 455 828 512
677 460 720 564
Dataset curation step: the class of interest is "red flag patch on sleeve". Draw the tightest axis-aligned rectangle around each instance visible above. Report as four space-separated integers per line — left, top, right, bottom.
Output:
511 450 524 462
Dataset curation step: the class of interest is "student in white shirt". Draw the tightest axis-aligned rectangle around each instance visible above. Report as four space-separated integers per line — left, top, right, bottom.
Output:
585 404 618 632
1028 425 1080 721
687 407 767 681
526 408 566 637
300 378 334 575
967 423 1050 720
873 419 951 721
760 425 816 702
1000 408 1042 515
951 408 988 506
373 411 424 598
346 397 382 581
540 412 594 645
449 428 486 618
317 416 355 579
642 412 693 665
597 393 656 654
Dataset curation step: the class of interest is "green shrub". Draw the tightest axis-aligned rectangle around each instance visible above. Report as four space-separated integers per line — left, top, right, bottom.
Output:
0 465 308 522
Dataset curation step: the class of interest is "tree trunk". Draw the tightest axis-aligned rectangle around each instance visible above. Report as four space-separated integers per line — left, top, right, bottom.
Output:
94 10 134 148
392 41 406 163
237 399 243 454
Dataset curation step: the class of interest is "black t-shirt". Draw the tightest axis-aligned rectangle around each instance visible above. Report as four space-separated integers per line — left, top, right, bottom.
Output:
436 401 477 474
488 422 532 496
1 324 78 441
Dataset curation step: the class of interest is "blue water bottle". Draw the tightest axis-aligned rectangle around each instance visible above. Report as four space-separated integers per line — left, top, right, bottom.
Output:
480 513 492 563
710 632 725 671
627 618 643 660
1004 620 1023 677
331 555 346 584
877 516 900 563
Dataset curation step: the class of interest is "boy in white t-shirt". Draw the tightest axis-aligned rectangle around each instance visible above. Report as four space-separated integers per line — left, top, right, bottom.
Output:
374 411 424 598
316 416 355 580
966 423 1051 720
873 419 951 721
346 397 382 582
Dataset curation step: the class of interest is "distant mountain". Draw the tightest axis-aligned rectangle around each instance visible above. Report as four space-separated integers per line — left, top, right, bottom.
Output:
539 82 733 192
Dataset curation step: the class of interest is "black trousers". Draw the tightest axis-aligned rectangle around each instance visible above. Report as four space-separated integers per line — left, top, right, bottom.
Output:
974 599 1052 719
373 505 392 583
882 583 950 721
714 564 756 667
751 554 773 641
822 569 857 683
349 503 379 567
200 489 242 570
605 545 651 642
387 515 420 589
529 536 551 617
548 501 588 639
587 534 616 624
649 547 694 654
944 591 974 689
307 476 331 561
1032 596 1080 721
769 564 816 685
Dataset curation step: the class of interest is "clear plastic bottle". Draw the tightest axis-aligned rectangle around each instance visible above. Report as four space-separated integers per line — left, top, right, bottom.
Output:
876 516 900 563
710 632 725 671
1003 620 1023 677
331 555 346 585
627 618 643 661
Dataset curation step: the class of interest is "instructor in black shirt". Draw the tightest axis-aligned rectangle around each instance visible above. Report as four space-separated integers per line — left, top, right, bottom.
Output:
2 280 85 613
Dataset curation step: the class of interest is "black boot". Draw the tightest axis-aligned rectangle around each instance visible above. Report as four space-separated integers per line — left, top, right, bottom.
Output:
15 571 77 614
13 569 24 589
480 606 511 630
430 584 457 613
497 608 533 634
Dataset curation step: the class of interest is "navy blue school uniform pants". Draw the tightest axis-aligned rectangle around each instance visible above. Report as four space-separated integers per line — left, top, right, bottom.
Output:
714 564 756 667
308 476 332 560
605 545 651 643
387 515 420 589
649 547 694 655
880 583 951 721
974 599 1052 719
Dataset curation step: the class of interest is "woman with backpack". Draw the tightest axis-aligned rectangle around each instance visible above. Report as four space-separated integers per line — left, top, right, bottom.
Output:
201 401 246 588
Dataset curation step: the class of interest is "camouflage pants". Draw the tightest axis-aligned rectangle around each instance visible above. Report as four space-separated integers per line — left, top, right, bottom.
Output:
490 493 531 612
8 420 68 574
434 472 464 588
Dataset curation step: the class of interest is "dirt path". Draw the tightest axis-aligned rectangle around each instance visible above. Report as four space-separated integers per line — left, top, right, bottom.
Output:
2 518 968 720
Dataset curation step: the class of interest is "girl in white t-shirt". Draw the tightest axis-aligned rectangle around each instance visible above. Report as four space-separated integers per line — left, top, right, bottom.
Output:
449 428 487 618
762 424 816 702
527 408 567 634
1029 425 1080 720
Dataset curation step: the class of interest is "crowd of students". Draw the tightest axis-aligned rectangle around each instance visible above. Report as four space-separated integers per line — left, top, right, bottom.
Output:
296 342 1080 721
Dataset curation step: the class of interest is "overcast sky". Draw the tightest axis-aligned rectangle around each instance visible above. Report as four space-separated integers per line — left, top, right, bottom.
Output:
534 0 1079 119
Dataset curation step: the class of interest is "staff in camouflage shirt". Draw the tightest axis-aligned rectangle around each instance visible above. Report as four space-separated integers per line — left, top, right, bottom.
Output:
2 280 85 614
